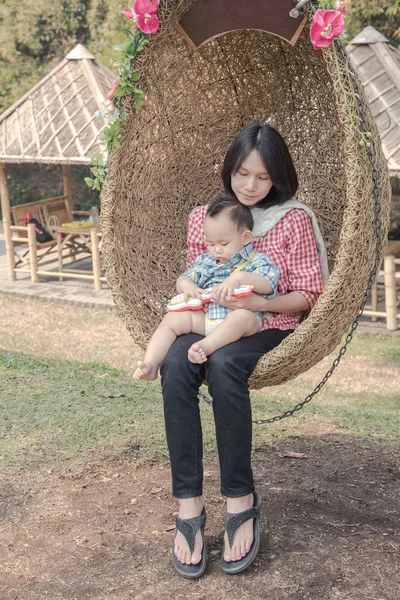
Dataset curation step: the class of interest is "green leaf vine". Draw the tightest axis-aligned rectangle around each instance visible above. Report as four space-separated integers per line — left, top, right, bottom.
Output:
86 27 149 191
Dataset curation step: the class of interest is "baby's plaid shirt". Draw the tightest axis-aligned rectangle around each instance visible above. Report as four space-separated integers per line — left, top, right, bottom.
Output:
182 242 279 321
187 206 324 331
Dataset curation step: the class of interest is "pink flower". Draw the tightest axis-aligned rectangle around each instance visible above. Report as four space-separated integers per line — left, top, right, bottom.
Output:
310 9 345 49
133 0 160 34
134 0 160 13
335 1 346 15
106 80 120 101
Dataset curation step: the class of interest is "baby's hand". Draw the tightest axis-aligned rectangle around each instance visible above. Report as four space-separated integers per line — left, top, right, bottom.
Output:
211 276 242 303
181 284 204 303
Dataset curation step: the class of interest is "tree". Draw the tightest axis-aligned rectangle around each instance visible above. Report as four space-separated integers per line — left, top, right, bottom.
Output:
0 0 125 114
346 0 400 46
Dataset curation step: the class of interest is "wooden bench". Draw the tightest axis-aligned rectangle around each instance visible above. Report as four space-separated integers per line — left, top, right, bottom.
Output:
10 195 92 269
10 195 91 237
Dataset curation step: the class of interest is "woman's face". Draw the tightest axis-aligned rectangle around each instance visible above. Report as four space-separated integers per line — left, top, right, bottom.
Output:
231 149 273 207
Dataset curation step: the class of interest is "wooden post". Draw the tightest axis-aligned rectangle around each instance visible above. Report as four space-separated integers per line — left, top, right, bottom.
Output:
0 162 16 280
91 227 101 290
27 223 39 283
384 255 397 331
56 230 64 281
62 164 73 218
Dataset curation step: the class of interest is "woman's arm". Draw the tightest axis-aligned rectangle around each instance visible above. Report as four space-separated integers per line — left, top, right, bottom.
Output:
187 206 208 269
215 290 310 313
284 210 324 309
235 271 273 295
211 271 273 303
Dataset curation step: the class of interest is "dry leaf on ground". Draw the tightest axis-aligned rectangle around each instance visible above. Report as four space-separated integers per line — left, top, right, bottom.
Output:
279 451 309 459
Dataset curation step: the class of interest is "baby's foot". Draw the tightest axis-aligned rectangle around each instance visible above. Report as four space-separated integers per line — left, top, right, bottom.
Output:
188 343 207 364
133 360 158 380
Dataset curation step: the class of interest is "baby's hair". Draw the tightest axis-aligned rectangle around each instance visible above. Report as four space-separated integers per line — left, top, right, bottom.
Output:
206 194 254 231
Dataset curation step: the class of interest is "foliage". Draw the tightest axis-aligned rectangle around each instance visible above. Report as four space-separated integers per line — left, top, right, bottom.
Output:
72 165 101 211
0 164 99 219
0 0 92 114
84 25 150 190
5 164 61 206
84 154 108 192
346 0 400 46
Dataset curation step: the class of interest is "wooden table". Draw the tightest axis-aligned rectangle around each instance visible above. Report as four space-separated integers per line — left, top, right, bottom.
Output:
54 225 104 290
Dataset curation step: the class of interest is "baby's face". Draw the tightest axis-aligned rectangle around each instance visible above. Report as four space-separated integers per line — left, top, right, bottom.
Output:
204 210 251 264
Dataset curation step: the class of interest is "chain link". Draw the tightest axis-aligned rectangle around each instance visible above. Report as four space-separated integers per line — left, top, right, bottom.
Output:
199 40 384 425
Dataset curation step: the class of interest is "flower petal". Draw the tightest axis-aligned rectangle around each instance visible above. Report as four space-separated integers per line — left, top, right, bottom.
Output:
324 9 343 21
310 22 334 49
313 9 343 27
134 0 160 15
330 12 345 36
313 9 329 26
121 9 133 19
313 37 334 49
137 12 159 34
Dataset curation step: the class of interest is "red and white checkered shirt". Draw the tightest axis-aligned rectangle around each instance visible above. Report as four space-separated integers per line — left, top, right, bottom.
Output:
187 205 324 331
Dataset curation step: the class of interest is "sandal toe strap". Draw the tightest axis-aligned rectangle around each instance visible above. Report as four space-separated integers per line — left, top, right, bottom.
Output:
176 513 206 554
225 507 259 549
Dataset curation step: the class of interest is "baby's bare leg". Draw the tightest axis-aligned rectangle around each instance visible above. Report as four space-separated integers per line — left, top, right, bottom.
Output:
134 311 206 380
188 310 260 364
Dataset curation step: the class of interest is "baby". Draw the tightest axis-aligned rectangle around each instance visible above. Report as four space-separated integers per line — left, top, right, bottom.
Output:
134 194 279 380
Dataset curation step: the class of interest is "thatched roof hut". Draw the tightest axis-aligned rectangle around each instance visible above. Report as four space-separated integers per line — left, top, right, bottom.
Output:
347 26 400 177
0 44 115 165
0 44 115 282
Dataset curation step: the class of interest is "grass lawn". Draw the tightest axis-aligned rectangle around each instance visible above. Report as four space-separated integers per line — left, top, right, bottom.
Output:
1 331 399 471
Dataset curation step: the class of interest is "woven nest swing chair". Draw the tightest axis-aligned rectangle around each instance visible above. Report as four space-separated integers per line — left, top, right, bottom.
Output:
101 0 391 406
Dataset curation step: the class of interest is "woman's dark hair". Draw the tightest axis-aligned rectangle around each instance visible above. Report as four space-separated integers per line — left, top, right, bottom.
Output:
206 194 254 231
221 123 298 207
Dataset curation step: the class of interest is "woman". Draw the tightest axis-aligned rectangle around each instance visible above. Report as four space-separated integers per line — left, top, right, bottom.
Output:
160 123 326 578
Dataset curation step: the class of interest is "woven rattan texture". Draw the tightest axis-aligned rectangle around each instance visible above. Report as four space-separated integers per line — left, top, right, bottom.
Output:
101 0 391 388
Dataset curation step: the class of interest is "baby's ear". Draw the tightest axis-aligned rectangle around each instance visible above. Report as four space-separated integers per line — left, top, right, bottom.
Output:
242 229 253 244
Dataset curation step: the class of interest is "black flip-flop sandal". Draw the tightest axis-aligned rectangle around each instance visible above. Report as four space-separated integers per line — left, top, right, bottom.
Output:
172 508 207 579
221 492 261 575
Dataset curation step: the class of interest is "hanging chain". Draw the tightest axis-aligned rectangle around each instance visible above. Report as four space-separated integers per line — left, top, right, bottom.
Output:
199 42 384 425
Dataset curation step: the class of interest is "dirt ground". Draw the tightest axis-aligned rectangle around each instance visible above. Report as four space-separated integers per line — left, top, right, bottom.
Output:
1 295 399 598
1 436 399 600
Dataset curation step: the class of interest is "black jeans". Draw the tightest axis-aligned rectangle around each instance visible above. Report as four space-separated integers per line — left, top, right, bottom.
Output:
160 329 293 499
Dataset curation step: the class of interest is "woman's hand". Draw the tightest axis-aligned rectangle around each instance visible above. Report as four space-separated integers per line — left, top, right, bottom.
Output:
212 292 269 312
